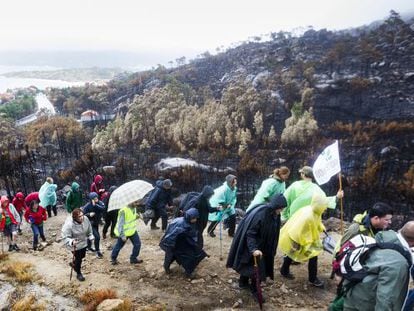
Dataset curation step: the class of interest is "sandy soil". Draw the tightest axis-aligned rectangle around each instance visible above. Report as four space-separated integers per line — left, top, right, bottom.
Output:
4 207 338 310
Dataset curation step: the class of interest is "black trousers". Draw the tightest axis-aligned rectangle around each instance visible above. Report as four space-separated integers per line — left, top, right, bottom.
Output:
207 214 236 237
280 255 318 282
46 205 57 217
151 207 168 230
103 210 118 238
239 275 258 293
72 247 86 274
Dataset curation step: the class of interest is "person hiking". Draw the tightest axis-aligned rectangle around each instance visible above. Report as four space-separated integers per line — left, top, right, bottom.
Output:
102 186 118 239
24 199 47 250
279 193 330 288
65 182 83 213
39 177 58 218
145 178 173 231
12 192 26 234
160 208 207 278
343 222 414 311
0 195 21 251
339 202 393 247
82 192 105 258
178 185 217 248
111 200 143 265
282 166 343 222
227 194 287 303
61 208 94 282
246 166 290 212
90 174 106 200
207 174 238 238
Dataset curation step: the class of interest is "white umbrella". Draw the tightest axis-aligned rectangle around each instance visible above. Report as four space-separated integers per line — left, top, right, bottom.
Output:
108 180 153 212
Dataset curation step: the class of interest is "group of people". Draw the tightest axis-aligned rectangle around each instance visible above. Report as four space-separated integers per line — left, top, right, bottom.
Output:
2 166 413 310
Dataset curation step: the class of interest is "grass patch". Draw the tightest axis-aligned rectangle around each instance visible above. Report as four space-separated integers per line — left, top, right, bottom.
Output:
1 261 35 283
11 294 46 311
0 253 9 261
80 288 118 311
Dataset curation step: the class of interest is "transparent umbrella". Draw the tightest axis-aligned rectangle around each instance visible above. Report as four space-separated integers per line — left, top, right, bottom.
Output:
108 180 153 212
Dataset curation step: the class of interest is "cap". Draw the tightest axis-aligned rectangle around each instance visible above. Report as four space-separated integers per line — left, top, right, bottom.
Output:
89 192 99 200
299 166 313 178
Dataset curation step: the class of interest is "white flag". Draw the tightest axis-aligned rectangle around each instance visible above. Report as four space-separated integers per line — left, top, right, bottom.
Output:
313 140 341 185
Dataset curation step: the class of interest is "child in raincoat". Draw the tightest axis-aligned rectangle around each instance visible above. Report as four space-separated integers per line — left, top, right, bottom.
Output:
279 193 329 288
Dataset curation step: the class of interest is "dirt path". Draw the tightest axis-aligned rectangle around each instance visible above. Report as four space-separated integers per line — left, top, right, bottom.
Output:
6 207 337 310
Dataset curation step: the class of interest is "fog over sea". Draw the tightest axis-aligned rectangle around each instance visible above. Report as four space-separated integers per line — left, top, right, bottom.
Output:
0 66 84 92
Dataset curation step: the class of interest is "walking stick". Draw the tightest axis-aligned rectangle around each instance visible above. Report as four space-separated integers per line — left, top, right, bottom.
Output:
70 242 75 281
253 255 263 310
1 232 4 254
219 218 223 261
338 173 344 235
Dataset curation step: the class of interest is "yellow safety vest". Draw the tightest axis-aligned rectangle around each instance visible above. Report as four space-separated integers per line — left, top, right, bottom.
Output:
114 207 137 237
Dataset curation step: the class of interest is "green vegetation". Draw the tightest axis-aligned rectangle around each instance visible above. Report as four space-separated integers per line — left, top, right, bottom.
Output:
0 95 36 120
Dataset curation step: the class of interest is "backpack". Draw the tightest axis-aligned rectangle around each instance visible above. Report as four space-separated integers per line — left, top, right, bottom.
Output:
332 234 412 283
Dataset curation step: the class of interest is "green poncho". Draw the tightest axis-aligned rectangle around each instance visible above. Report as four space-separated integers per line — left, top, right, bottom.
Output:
281 180 336 222
246 177 285 212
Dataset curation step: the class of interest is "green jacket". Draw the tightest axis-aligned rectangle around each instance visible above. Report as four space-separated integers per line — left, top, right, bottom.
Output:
343 231 411 311
208 182 237 222
246 177 285 212
65 182 83 213
339 212 376 247
281 180 336 222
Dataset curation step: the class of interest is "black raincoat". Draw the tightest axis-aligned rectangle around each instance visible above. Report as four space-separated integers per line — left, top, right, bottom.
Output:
226 194 287 280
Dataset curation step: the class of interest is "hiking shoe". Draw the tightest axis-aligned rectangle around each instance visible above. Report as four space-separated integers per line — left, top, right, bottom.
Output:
102 233 107 240
111 259 119 265
130 258 143 264
8 245 13 252
13 244 20 251
309 278 324 288
96 251 103 259
76 273 85 281
18 229 22 235
164 265 171 274
209 231 216 238
87 246 96 252
280 270 295 280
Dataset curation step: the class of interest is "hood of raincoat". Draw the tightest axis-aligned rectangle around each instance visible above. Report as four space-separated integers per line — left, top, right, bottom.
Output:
15 192 24 200
201 186 214 199
71 182 80 191
94 175 103 184
1 195 9 206
311 194 329 216
268 193 287 211
184 208 199 222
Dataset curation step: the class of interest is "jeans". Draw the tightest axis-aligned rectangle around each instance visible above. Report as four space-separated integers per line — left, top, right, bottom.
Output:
281 256 318 282
31 224 45 248
403 289 414 311
111 231 141 262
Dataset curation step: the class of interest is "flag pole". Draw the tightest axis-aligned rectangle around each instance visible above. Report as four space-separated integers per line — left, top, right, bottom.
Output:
338 172 344 235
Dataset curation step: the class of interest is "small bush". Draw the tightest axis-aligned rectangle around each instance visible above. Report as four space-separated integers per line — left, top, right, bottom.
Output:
0 253 9 261
1 261 34 283
80 288 117 311
12 294 46 311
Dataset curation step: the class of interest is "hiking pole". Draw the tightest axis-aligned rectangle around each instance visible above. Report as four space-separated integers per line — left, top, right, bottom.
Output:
338 172 344 235
1 232 4 254
219 219 223 261
253 255 263 310
70 242 76 281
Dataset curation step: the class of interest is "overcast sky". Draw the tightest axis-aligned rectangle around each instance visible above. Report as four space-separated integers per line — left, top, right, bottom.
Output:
1 0 413 58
